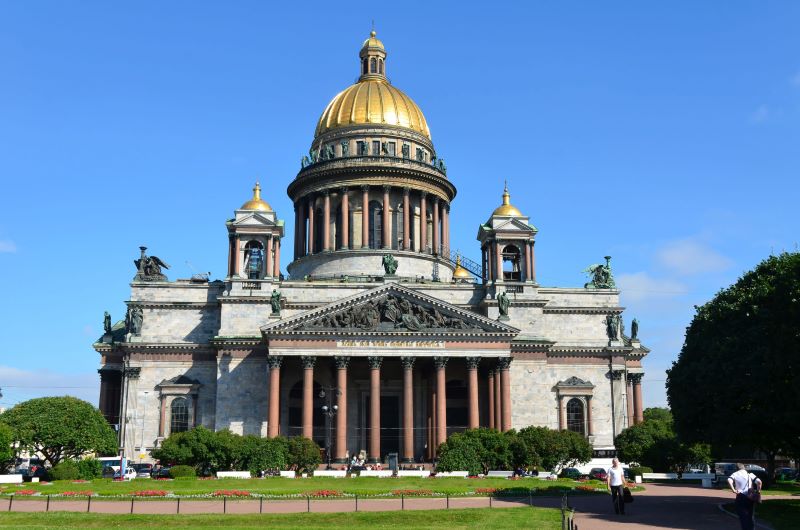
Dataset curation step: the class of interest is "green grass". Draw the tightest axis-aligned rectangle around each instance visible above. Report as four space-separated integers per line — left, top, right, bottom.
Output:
723 499 800 530
0 507 563 529
762 481 800 496
0 476 607 498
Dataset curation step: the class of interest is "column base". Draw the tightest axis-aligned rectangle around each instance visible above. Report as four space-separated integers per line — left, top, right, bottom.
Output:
367 457 381 464
333 457 348 464
400 457 415 464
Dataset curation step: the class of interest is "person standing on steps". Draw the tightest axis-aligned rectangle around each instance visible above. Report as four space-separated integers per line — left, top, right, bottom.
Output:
728 463 761 530
606 458 626 515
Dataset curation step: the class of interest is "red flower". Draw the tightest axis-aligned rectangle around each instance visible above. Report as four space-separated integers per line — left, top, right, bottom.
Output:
475 487 497 494
213 490 251 497
392 489 432 496
309 490 343 497
133 490 168 497
15 490 36 496
61 491 94 496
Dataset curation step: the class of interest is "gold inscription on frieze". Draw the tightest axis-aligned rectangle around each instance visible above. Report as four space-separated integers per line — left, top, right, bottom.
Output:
336 340 445 349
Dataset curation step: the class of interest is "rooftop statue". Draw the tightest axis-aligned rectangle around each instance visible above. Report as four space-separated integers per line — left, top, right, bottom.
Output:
583 255 615 289
631 318 639 340
103 311 112 335
382 253 398 275
497 291 510 317
270 289 282 316
126 306 143 335
134 246 170 281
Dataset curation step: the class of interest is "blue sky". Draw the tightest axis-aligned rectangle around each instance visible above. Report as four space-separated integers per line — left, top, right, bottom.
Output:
1 1 799 411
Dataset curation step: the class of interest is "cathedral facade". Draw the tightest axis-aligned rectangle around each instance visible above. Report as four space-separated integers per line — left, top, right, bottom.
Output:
95 32 647 465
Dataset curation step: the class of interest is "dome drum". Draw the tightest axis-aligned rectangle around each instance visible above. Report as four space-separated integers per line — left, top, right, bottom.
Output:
287 248 456 282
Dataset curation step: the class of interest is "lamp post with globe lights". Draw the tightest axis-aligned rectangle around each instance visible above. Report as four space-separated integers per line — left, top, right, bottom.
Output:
319 388 340 469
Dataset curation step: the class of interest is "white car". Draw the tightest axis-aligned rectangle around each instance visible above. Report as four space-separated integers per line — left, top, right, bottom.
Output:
113 467 138 481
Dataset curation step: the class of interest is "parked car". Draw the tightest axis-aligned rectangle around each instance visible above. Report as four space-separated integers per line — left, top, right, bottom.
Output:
151 466 172 479
588 467 607 481
745 464 766 473
559 467 582 480
132 463 153 479
774 467 798 481
114 467 137 480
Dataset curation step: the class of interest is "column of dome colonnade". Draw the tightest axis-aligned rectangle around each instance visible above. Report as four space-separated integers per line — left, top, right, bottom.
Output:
286 31 456 280
264 356 513 461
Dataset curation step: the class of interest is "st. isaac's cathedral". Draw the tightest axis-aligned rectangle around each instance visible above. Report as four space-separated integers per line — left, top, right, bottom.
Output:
95 32 648 465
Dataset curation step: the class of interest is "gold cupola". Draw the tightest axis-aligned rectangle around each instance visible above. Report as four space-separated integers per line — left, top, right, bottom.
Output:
492 183 523 217
315 31 431 139
452 255 473 281
240 182 273 211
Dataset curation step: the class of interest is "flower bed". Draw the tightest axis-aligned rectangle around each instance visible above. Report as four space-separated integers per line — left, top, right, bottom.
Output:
15 490 36 496
309 490 343 497
392 489 433 496
576 485 596 492
133 490 168 497
60 491 94 497
213 490 251 497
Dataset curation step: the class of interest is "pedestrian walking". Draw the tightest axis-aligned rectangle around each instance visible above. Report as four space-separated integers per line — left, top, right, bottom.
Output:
606 457 626 515
728 463 761 530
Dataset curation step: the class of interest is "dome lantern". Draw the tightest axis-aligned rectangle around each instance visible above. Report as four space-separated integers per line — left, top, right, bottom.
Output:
492 182 523 217
359 30 387 80
240 181 273 212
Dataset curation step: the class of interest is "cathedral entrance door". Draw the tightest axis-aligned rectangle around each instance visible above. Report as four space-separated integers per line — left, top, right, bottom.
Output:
365 394 400 460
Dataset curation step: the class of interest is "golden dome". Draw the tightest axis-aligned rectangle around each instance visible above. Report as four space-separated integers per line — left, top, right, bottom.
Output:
452 255 473 280
492 183 523 217
240 182 273 211
315 31 431 139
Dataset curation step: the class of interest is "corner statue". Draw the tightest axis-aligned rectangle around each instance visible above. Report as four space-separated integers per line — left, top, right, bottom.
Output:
497 291 510 318
631 318 639 340
583 255 615 289
382 254 398 275
134 246 170 281
103 311 112 334
270 289 282 316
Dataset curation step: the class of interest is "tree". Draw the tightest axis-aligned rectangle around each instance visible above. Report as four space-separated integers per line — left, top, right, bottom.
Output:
514 426 591 472
239 435 288 475
437 428 512 475
151 426 242 474
287 436 321 474
0 397 117 467
0 422 15 470
667 252 800 478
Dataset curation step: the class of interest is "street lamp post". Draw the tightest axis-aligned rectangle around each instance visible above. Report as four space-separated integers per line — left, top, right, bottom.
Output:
319 388 339 470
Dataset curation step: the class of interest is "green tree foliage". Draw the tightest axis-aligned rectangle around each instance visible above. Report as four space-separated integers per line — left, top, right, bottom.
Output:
0 397 117 467
287 436 321 474
514 426 592 472
168 464 196 478
667 252 800 477
239 435 288 476
76 458 103 479
49 460 80 480
643 407 673 423
0 422 15 468
437 428 512 475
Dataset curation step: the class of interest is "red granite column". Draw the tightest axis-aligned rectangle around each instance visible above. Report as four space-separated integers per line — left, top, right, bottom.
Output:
323 191 331 251
434 357 448 449
401 357 415 462
267 356 282 438
273 239 280 278
361 186 369 249
432 198 440 254
307 199 315 255
382 186 391 249
487 370 495 430
402 188 410 250
466 357 480 429
341 188 349 250
301 356 316 439
626 379 635 428
419 192 427 253
427 386 435 460
368 356 383 462
493 368 502 430
494 241 503 282
524 241 532 282
632 373 644 424
499 358 512 431
299 202 307 257
529 241 536 283
265 237 273 279
586 396 594 436
334 357 349 462
443 203 449 251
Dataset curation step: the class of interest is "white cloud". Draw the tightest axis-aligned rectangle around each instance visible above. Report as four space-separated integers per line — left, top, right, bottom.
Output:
0 365 99 407
750 105 769 123
655 239 732 276
616 272 688 303
0 239 16 253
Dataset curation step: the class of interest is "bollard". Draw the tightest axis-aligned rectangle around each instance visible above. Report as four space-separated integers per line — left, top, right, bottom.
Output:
489 495 492 508
87 495 91 513
224 496 227 514
8 495 13 512
306 495 310 513
177 497 180 514
130 496 134 514
46 495 50 512
529 490 533 507
401 493 404 510
355 494 358 512
259 497 263 514
446 493 449 509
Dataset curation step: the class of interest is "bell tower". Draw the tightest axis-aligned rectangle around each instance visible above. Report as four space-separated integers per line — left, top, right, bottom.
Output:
226 182 285 281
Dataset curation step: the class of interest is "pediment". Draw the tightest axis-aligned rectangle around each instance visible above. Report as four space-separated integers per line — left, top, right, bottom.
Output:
262 283 519 338
556 376 594 388
492 217 537 233
232 212 277 227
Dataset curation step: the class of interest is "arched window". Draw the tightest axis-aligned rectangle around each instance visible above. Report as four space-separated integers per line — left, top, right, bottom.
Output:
370 57 377 73
566 398 585 436
368 200 383 249
244 241 264 280
502 244 522 281
170 397 189 434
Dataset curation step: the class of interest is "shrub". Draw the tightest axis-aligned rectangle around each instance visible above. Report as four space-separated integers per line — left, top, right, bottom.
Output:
437 428 512 476
239 435 288 476
287 436 321 474
77 458 102 480
628 466 652 477
169 465 196 478
49 460 80 481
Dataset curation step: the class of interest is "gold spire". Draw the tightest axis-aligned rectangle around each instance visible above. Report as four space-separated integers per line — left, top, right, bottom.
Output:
492 182 523 216
453 254 473 280
240 181 273 211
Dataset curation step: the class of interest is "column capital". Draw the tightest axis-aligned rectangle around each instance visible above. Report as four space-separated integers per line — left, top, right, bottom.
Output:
496 357 512 370
323 189 330 196
334 356 351 369
367 356 383 369
610 369 625 381
465 356 481 370
382 184 391 192
628 372 644 384
420 191 427 198
402 187 410 196
266 356 283 369
432 196 440 204
400 356 416 369
433 356 449 369
340 187 349 196
301 355 317 369
487 369 495 377
361 184 370 192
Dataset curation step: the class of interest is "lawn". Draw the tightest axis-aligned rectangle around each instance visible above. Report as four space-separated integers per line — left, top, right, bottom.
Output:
0 476 608 498
0 507 563 529
723 499 800 530
762 481 800 496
